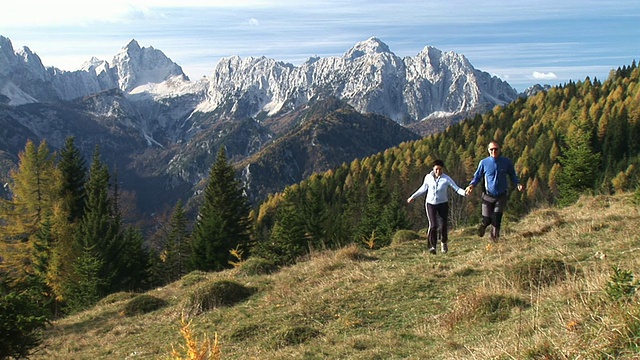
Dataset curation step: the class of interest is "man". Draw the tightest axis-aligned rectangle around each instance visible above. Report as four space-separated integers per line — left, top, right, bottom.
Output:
465 141 523 241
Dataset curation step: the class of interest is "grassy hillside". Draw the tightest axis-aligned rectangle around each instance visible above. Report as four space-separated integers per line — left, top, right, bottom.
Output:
34 193 640 359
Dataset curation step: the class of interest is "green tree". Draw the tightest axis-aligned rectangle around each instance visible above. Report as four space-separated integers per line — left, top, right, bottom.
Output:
68 147 121 304
0 270 50 360
253 190 307 266
153 200 191 284
301 179 329 251
557 123 602 206
57 136 87 223
355 172 388 246
26 217 57 314
117 226 149 291
63 244 105 312
190 147 251 271
380 187 412 240
148 202 189 286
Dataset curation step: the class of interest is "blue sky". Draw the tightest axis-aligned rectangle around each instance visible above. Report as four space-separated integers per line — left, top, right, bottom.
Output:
1 0 639 92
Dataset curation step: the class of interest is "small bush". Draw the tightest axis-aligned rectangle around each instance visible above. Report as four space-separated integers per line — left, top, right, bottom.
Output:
605 266 639 302
604 310 640 356
236 257 279 276
508 258 576 290
523 340 562 359
443 292 529 329
122 295 168 316
97 291 137 306
188 280 256 314
181 270 208 287
229 323 264 341
336 244 376 261
633 187 640 205
475 294 530 323
453 267 478 277
267 326 322 349
391 229 421 245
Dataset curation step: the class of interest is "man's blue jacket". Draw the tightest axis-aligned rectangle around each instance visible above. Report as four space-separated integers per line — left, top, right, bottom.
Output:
469 156 520 197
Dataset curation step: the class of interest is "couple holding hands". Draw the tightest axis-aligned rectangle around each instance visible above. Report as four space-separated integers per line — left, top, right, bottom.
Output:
407 141 523 254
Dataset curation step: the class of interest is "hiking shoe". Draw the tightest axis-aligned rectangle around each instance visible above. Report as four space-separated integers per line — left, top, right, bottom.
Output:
477 223 487 237
429 247 436 254
441 243 448 253
490 226 498 242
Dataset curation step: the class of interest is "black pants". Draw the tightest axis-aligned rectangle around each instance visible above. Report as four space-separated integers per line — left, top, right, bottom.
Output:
481 192 507 237
426 202 449 249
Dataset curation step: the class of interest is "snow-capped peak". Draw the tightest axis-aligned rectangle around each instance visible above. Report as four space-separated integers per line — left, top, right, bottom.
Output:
343 37 391 60
80 56 110 75
0 35 518 126
110 39 188 92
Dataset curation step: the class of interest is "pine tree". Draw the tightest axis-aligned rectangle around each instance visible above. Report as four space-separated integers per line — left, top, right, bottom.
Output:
70 147 121 300
190 147 251 272
167 200 191 281
151 200 192 285
380 187 412 241
557 122 601 206
256 191 307 266
355 172 388 246
300 181 328 251
117 226 149 291
63 244 105 312
0 270 50 359
57 136 87 223
27 217 56 313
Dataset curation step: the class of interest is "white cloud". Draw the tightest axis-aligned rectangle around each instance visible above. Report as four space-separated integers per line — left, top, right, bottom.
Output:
532 71 558 80
2 1 153 27
248 18 260 26
2 0 278 28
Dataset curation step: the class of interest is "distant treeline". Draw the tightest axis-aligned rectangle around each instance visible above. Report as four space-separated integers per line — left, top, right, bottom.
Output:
251 60 640 264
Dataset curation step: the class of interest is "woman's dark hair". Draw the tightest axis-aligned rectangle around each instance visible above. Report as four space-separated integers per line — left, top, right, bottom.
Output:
433 159 445 167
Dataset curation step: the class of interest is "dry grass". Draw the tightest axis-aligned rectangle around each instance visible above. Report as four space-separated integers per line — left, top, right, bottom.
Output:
33 193 640 359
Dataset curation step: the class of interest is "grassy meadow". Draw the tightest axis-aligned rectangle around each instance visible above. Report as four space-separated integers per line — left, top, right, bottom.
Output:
33 192 640 359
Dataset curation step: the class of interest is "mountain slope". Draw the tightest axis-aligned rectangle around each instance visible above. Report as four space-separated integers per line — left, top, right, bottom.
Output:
33 192 640 359
239 98 421 201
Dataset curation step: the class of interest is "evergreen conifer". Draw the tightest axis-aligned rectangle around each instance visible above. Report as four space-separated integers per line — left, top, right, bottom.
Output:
190 147 251 271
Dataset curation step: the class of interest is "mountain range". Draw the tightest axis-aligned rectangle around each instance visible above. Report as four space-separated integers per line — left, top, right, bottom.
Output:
0 35 524 219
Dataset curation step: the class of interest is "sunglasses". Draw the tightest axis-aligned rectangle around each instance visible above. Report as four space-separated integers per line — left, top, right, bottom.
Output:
488 148 500 151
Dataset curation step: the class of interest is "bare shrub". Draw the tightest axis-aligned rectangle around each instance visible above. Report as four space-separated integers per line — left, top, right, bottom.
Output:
170 317 220 360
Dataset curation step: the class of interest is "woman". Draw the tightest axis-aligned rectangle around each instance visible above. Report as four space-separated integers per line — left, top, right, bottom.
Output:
407 159 466 254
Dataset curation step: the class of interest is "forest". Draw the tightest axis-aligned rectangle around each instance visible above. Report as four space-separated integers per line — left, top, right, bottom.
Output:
0 61 638 358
